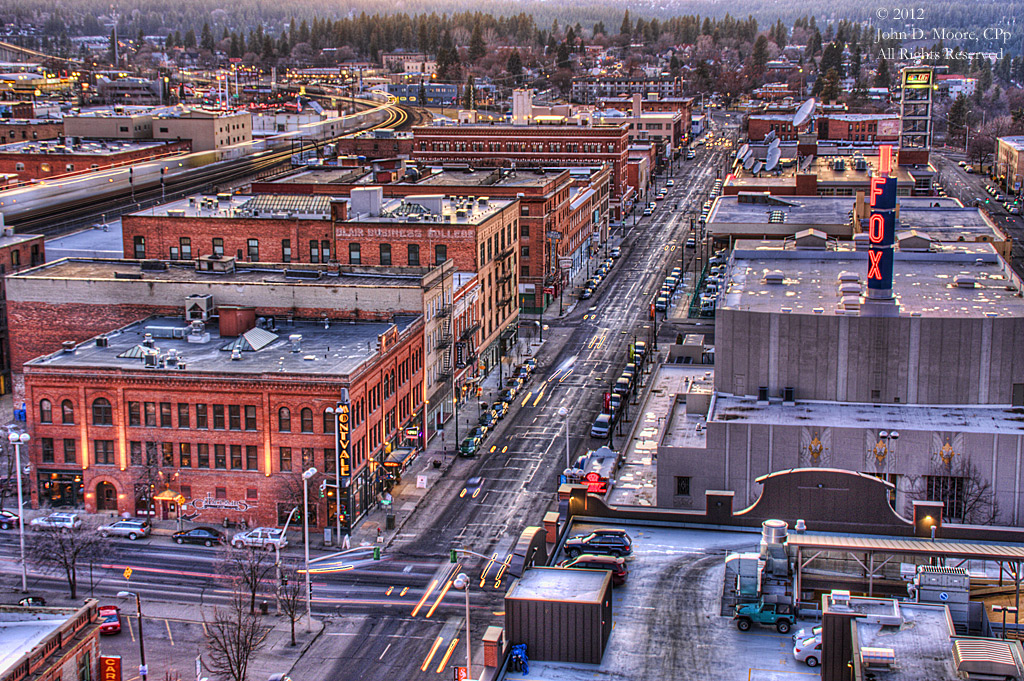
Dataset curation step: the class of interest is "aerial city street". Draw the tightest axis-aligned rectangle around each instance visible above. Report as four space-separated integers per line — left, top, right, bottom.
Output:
2 2 1024 680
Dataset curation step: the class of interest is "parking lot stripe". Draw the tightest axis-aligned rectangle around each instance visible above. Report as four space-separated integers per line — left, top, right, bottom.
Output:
378 642 391 660
165 619 174 645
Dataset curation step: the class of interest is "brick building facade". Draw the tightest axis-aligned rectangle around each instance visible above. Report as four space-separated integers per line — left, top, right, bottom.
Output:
0 230 45 394
0 119 63 145
24 312 424 531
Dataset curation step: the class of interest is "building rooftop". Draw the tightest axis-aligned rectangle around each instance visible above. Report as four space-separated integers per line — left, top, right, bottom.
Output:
10 258 428 289
724 240 1024 318
347 194 515 226
0 606 91 677
851 602 957 681
26 314 420 377
1000 136 1024 152
505 566 609 603
709 395 1024 434
137 194 337 220
0 138 175 155
727 153 929 189
825 113 900 122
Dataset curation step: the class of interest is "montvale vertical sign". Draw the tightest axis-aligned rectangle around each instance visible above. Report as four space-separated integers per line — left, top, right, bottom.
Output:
337 403 351 480
867 146 897 294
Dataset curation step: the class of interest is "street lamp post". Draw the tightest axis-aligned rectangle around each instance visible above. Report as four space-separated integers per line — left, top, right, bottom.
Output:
118 591 147 681
301 467 317 630
8 432 29 593
274 507 298 614
558 407 570 471
454 573 472 680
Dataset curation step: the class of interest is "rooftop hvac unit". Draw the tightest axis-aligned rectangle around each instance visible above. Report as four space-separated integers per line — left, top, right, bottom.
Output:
954 274 976 288
860 648 896 669
764 270 785 285
289 334 302 353
185 294 214 321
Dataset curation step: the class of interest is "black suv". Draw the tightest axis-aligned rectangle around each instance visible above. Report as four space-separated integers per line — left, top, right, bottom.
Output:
564 529 632 558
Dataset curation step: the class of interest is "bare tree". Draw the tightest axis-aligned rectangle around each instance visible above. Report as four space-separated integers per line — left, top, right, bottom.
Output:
219 546 275 614
26 522 104 598
203 590 270 681
278 564 305 646
906 455 1000 525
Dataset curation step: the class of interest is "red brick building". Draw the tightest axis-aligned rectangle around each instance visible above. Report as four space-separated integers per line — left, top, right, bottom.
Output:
0 119 63 145
818 113 900 143
24 310 424 531
746 114 798 142
0 138 189 182
0 229 45 395
411 121 632 219
122 194 344 263
334 130 414 160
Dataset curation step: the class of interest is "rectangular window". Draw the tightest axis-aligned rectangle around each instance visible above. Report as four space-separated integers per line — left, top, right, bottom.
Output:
379 243 392 266
162 442 174 467
244 405 257 430
246 488 258 500
160 402 172 428
196 404 208 429
179 443 192 468
521 223 529 236
246 445 258 471
180 237 192 260
144 402 156 427
215 487 227 500
321 240 331 263
94 440 115 465
247 239 259 261
349 242 361 265
214 444 226 469
479 243 486 264
177 403 190 428
128 402 141 426
41 438 54 463
675 476 691 496
309 240 320 263
213 405 225 430
301 447 314 469
926 475 968 522
230 445 242 469
279 447 292 472
521 246 529 256
130 441 142 466
133 235 146 259
212 238 224 257
228 405 241 430
180 485 191 499
435 244 447 265
63 439 76 464
197 443 210 468
78 651 91 681
407 244 420 266
324 448 335 474
282 239 292 263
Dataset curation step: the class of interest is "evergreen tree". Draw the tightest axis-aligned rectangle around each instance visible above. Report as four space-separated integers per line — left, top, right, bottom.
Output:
462 74 475 109
751 35 769 76
948 93 970 148
468 22 486 62
108 28 117 63
819 68 840 102
874 56 890 88
620 11 631 37
556 41 570 69
506 49 523 83
200 22 214 52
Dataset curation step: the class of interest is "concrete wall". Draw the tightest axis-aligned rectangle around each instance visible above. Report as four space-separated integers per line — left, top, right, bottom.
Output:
717 309 1024 406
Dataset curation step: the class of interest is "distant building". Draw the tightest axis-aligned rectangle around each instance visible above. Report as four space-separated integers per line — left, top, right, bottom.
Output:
385 82 457 107
0 138 189 182
818 113 901 143
571 75 686 103
0 600 102 681
94 75 164 105
936 74 977 99
996 136 1024 194
153 108 252 152
0 118 63 145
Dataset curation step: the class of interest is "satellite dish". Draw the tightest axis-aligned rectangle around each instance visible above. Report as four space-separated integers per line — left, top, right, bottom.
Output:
766 147 781 172
738 143 750 159
741 148 754 164
764 130 776 143
793 97 816 128
752 161 763 174
769 138 781 150
744 154 756 171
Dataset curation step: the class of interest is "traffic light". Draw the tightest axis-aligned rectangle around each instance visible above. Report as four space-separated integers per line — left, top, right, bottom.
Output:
450 549 458 563
308 583 314 598
281 575 289 586
373 547 381 560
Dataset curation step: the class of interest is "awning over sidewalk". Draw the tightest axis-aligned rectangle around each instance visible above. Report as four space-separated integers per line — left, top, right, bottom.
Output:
384 447 417 468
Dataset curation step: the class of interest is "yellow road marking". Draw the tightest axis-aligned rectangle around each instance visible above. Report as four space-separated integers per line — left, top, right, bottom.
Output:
435 637 460 673
532 388 546 406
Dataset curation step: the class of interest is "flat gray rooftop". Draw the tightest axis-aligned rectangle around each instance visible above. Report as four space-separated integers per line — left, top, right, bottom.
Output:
0 138 173 155
26 314 419 377
12 258 426 288
0 610 79 676
136 194 336 219
272 167 370 185
855 603 955 681
711 394 1024 435
723 241 1024 318
506 567 608 603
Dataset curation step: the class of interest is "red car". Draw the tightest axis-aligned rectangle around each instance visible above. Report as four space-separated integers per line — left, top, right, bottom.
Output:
98 605 121 634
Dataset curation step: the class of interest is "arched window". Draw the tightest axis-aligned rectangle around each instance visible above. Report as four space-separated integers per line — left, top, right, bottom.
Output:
323 409 335 434
39 399 52 424
61 399 74 425
300 408 313 433
92 398 113 425
278 407 291 432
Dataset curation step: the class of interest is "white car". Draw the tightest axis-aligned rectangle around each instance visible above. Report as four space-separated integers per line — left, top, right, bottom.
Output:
231 527 288 550
793 633 822 667
30 512 82 531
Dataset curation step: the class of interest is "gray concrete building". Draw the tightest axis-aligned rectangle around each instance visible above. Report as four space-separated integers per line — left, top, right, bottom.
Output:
659 238 1024 524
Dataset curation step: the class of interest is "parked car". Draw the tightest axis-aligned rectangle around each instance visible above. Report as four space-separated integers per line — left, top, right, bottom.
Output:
18 596 46 606
591 413 612 438
792 624 822 643
0 509 20 530
610 247 621 258
469 426 487 442
559 554 628 586
564 529 632 558
30 512 82 531
98 605 122 634
642 208 653 216
499 388 516 404
459 436 481 457
793 634 822 667
98 518 151 540
231 527 288 551
492 401 509 419
580 287 594 300
655 296 669 312
515 365 530 381
523 358 537 373
171 526 226 547
666 179 675 187
478 412 496 430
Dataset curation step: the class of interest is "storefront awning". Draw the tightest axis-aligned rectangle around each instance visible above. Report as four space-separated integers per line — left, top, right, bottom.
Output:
384 447 417 468
153 489 185 504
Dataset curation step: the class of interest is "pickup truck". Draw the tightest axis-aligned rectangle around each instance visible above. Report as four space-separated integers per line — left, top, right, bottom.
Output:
734 601 794 634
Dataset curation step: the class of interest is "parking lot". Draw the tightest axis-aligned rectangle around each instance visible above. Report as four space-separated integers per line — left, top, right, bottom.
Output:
506 522 821 680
